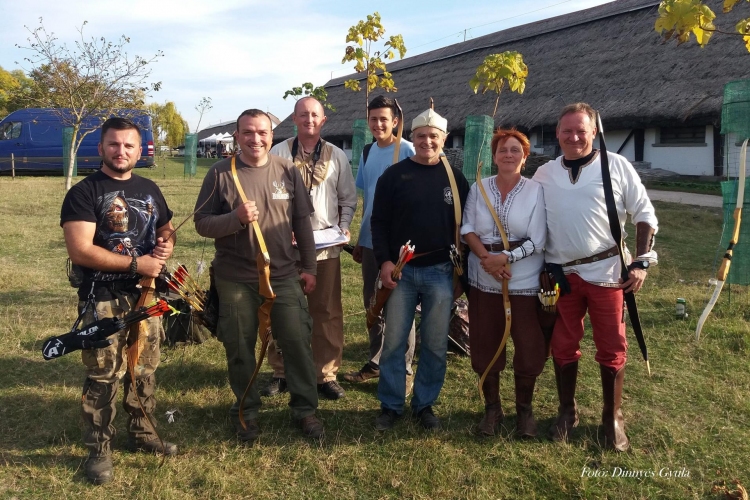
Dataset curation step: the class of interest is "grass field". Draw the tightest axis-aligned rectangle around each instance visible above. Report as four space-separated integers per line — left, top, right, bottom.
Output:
0 158 748 499
641 179 723 196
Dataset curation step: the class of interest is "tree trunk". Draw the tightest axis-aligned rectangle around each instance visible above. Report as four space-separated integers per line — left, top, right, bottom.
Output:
64 126 79 191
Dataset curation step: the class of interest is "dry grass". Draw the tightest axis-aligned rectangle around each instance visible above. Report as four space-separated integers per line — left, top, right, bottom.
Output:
0 159 748 499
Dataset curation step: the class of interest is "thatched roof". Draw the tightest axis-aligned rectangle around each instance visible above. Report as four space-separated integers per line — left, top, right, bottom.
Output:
274 0 750 141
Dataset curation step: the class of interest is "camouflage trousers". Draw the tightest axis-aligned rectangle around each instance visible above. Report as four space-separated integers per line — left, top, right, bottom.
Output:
79 298 164 457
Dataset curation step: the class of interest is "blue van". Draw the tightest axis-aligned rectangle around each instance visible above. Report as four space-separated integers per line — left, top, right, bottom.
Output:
0 108 155 172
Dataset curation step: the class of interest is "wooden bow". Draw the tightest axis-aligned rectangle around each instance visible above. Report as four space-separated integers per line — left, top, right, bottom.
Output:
126 274 166 465
230 155 276 429
475 160 512 400
695 138 747 340
392 99 404 165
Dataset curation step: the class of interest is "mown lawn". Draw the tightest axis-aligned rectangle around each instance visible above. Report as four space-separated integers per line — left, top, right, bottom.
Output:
0 158 748 499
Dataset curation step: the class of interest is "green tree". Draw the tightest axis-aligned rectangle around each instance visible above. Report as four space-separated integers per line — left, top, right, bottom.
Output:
0 67 19 117
469 51 528 118
16 18 162 190
0 66 33 116
283 82 335 111
655 0 750 51
341 12 406 113
148 101 188 149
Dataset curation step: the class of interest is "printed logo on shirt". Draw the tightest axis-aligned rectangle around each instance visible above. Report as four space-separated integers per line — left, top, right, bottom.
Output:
272 180 290 200
443 186 454 205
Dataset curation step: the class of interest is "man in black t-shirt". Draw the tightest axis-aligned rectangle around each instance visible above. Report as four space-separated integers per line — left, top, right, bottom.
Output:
60 117 177 485
370 108 470 432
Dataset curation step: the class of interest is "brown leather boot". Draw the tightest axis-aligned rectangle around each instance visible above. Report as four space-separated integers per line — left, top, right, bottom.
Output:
514 374 538 439
477 373 503 436
600 364 630 452
548 361 579 442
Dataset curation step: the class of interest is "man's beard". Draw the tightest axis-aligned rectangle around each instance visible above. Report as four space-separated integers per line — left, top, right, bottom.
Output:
103 157 135 173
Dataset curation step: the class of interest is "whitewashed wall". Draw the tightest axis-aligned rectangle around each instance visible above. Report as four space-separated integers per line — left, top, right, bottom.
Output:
642 126 714 176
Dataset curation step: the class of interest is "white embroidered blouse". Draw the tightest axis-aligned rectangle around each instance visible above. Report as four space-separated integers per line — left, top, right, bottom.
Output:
460 176 547 295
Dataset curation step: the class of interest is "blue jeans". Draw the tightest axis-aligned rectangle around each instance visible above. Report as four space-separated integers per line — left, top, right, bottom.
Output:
378 261 454 415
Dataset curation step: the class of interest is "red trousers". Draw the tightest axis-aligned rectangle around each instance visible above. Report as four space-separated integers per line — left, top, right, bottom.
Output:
551 273 627 370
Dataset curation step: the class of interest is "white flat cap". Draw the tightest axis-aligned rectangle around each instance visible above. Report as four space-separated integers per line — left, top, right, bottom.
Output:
411 108 447 133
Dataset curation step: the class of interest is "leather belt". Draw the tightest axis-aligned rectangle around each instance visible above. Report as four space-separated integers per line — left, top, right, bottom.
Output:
483 240 524 252
563 246 619 267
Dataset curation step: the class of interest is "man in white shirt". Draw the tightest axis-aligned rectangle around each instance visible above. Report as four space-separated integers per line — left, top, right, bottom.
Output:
533 102 658 452
263 97 357 401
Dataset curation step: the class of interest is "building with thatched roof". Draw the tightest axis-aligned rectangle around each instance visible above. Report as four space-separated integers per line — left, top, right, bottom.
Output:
273 0 750 176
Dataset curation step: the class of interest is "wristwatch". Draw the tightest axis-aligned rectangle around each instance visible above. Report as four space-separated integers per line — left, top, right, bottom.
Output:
628 260 650 271
130 255 138 274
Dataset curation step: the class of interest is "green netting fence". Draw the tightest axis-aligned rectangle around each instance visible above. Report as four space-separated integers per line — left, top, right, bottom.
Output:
719 79 750 285
721 79 750 140
351 119 372 180
184 133 197 178
719 178 750 285
462 115 494 184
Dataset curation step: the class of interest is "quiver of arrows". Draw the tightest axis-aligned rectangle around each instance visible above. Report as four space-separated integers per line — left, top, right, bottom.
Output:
538 269 560 314
162 264 218 336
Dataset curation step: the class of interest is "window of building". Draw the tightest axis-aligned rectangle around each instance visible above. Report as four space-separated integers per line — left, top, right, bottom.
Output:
538 125 558 146
658 126 706 145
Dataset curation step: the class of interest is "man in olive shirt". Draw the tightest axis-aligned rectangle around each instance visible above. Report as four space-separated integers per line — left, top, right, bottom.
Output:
194 109 323 443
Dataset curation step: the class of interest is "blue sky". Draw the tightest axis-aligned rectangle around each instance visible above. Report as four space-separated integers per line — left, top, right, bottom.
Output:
0 0 613 130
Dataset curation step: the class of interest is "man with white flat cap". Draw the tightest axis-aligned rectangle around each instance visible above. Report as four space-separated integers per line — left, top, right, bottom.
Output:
370 107 470 431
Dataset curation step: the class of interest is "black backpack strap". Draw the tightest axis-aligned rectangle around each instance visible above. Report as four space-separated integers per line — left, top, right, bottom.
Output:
362 142 374 166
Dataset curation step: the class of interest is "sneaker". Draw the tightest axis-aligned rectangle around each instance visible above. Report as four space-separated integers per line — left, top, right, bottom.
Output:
342 363 380 383
127 437 179 455
318 380 345 400
261 377 287 397
297 415 325 439
84 455 113 485
375 408 401 431
414 406 441 431
236 420 260 446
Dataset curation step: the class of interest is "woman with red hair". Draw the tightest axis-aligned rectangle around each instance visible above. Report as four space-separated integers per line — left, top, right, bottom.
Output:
461 128 549 438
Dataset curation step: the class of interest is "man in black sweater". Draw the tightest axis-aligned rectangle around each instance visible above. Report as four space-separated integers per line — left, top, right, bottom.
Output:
370 108 469 431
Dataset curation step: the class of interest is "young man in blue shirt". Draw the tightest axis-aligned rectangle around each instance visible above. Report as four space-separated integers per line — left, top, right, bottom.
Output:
344 96 416 388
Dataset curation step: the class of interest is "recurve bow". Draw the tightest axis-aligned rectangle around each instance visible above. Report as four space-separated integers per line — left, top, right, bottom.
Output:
230 155 276 430
475 160 513 400
695 138 747 340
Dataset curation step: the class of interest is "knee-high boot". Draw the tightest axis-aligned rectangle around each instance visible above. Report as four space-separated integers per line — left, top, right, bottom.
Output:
477 373 503 436
514 374 538 438
548 361 579 442
600 364 629 452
